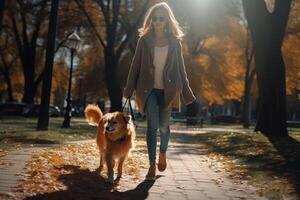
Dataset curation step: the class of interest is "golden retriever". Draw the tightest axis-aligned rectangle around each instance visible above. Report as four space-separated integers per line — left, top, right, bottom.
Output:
84 104 135 184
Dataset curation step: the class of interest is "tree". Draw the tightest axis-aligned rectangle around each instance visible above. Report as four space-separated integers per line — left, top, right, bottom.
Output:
232 3 256 128
0 0 4 33
0 19 20 102
0 39 18 101
75 0 150 111
242 28 255 128
284 1 300 95
37 0 59 130
242 0 292 136
8 0 49 104
181 14 246 105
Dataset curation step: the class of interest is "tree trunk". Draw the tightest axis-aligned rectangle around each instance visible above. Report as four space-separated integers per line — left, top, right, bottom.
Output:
0 53 15 102
37 0 59 130
22 52 36 104
0 0 4 33
232 100 241 116
0 67 14 102
3 70 14 102
242 29 254 128
242 74 254 128
242 56 255 128
242 0 291 136
105 47 122 112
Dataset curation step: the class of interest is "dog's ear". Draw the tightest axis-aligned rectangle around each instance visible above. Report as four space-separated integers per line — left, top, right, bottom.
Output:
122 113 132 124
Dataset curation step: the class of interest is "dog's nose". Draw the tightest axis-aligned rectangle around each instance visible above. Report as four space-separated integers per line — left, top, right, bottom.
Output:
106 126 110 131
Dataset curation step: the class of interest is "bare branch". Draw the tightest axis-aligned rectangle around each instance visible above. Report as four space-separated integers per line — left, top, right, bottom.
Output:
31 0 48 48
97 0 110 27
116 0 150 61
17 0 29 47
109 0 121 43
75 0 106 48
10 12 24 63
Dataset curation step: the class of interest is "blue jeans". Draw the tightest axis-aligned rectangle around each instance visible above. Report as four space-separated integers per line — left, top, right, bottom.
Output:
145 89 171 164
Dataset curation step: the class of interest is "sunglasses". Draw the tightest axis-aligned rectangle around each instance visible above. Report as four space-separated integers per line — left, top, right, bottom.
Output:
152 16 165 22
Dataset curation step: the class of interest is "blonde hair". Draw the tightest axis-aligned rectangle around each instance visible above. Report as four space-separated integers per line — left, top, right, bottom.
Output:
138 2 184 40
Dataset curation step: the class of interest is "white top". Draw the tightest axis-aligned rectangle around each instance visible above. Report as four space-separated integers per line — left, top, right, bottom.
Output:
153 45 168 89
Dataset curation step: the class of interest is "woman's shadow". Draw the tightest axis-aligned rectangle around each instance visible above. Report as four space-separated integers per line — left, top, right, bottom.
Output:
24 165 155 200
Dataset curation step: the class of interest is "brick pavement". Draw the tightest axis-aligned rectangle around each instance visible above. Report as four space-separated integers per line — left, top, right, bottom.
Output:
133 143 266 200
0 126 269 200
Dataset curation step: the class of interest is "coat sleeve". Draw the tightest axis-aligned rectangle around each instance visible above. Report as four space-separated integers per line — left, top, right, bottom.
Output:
123 37 143 98
177 42 196 105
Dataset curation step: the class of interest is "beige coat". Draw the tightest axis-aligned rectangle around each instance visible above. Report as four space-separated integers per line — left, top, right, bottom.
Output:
124 33 196 113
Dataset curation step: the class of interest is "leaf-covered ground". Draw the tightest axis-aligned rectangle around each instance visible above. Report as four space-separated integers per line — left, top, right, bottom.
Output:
15 140 148 199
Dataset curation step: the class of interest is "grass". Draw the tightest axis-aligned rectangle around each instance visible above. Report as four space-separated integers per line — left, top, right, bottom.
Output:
0 116 96 150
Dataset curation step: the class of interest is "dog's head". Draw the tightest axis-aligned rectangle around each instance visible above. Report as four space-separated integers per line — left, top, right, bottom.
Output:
102 112 132 142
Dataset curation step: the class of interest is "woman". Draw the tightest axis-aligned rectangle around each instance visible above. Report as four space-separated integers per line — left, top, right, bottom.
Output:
123 2 195 180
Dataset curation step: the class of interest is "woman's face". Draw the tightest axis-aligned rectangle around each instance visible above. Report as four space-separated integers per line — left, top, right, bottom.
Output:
152 9 168 32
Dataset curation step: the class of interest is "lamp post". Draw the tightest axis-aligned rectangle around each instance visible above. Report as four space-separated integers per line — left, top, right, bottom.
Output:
78 73 84 103
62 31 81 128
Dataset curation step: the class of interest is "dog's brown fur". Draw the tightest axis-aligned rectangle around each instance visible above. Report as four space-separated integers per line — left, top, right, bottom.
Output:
84 104 135 183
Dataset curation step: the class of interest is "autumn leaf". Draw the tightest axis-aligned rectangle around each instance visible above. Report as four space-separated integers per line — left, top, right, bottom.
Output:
16 140 148 198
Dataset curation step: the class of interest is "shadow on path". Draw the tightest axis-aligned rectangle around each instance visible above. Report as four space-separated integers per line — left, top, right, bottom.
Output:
24 165 155 200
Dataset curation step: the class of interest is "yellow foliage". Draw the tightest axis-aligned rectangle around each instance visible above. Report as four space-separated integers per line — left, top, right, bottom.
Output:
185 17 246 105
283 36 300 94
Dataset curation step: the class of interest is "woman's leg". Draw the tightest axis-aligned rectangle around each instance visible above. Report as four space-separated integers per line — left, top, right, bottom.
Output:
156 89 171 172
156 90 171 154
145 90 159 164
159 107 171 154
145 90 160 180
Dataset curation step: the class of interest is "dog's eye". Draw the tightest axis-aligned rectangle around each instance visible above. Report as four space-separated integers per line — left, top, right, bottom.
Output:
112 121 117 125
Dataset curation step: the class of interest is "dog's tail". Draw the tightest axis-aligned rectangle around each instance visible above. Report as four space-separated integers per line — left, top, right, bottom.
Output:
84 104 103 126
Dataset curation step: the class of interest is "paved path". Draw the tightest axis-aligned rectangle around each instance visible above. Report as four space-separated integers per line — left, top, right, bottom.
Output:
144 143 264 200
0 147 45 199
116 142 265 200
0 125 267 200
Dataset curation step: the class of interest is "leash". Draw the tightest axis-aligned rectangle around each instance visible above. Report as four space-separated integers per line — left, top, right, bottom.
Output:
122 98 137 126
